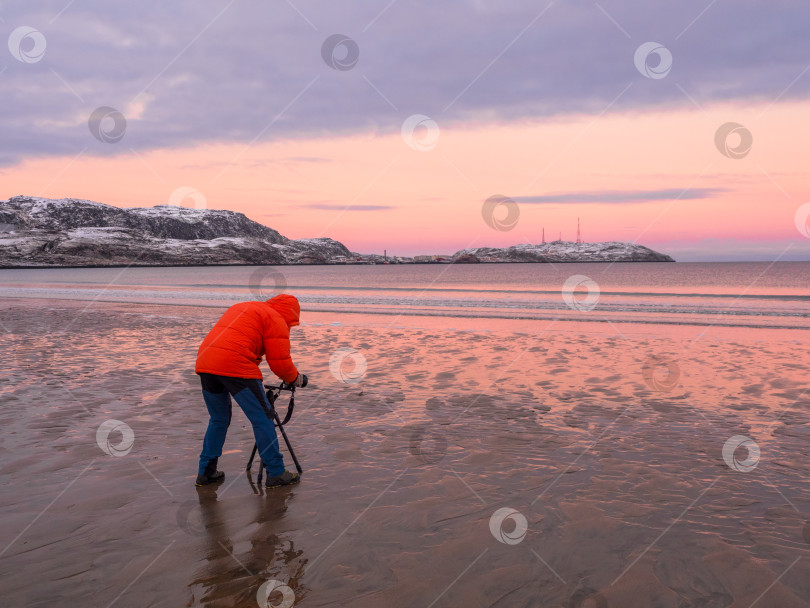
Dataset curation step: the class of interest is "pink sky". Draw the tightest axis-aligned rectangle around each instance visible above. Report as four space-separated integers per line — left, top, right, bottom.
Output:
3 100 809 260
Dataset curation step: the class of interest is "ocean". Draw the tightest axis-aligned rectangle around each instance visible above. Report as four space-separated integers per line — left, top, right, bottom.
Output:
1 261 809 330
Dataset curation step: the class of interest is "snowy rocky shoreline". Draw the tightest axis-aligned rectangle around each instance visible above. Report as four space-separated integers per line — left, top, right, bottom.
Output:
452 242 674 263
0 196 674 267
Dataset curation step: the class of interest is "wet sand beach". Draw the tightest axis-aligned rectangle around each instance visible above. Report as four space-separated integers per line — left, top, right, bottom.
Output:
1 298 809 607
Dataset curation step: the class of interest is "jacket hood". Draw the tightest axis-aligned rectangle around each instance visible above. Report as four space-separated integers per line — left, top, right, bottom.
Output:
266 294 300 327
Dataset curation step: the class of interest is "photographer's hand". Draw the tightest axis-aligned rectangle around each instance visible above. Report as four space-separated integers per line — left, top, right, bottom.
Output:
292 373 308 388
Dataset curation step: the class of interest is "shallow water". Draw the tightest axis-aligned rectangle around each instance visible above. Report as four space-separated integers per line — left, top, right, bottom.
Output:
1 299 809 607
2 262 810 329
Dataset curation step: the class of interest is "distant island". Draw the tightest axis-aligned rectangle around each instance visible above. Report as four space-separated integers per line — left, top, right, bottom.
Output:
0 196 674 267
451 242 674 263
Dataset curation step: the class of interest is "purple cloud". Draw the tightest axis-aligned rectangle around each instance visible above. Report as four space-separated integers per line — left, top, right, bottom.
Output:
514 187 728 204
0 1 808 166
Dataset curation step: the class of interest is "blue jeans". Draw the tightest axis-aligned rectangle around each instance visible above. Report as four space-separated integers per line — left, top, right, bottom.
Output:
198 373 285 477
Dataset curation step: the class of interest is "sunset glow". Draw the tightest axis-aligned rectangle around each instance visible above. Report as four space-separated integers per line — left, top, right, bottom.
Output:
3 101 809 260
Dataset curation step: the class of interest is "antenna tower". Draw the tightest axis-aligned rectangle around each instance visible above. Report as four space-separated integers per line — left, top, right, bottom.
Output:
576 217 582 244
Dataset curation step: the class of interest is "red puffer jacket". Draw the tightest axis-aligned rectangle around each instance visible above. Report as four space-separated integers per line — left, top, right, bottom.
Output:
195 294 300 382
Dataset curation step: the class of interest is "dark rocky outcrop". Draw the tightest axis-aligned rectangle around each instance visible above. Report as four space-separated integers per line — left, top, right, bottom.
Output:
0 196 351 267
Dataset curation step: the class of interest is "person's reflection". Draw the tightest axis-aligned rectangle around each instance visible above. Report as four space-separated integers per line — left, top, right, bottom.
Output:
188 475 307 607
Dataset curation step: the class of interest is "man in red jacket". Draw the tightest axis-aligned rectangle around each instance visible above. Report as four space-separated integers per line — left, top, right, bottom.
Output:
194 294 306 489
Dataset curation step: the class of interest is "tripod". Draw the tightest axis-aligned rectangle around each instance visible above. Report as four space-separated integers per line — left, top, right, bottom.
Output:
246 383 303 483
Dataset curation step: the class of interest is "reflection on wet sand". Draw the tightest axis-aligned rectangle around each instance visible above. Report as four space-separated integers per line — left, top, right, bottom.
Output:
187 479 307 607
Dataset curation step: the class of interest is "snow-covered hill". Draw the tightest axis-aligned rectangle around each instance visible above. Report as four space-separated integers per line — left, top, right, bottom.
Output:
452 241 675 263
0 196 675 267
0 196 352 267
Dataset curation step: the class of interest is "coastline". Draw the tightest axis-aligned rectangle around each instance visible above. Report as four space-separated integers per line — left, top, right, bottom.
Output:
0 258 679 269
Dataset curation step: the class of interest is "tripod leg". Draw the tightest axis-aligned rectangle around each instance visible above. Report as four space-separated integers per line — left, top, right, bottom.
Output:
256 388 303 475
274 411 303 474
246 442 258 471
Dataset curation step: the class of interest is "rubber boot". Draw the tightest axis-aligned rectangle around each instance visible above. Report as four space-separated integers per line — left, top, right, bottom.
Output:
195 458 225 486
265 470 300 489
